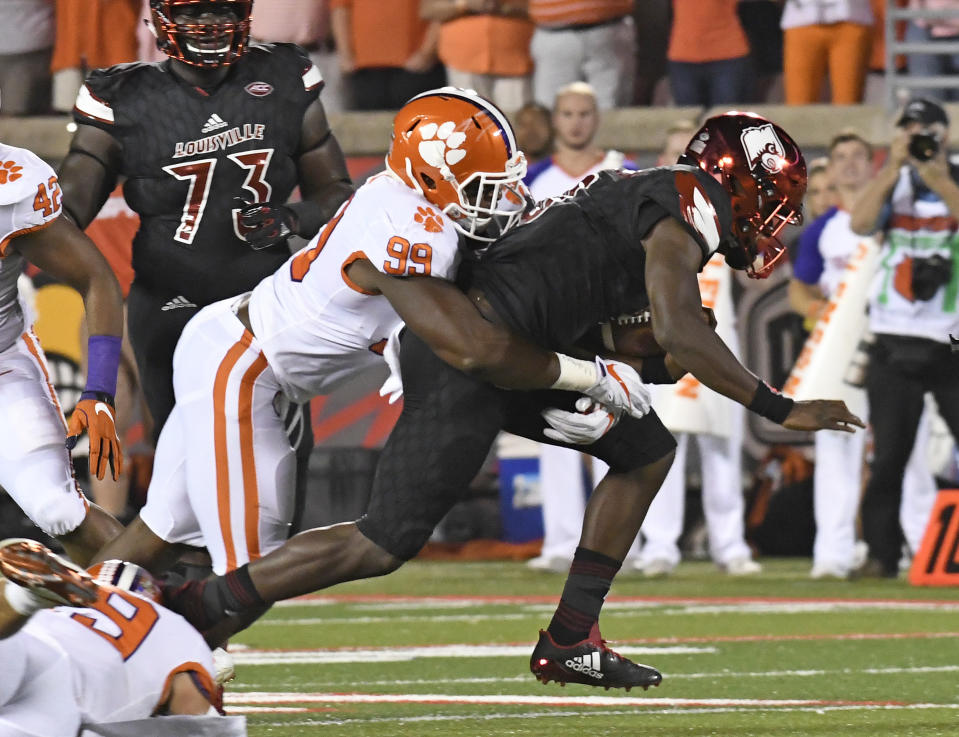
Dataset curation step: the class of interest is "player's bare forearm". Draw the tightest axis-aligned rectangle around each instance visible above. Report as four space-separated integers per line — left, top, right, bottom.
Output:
645 219 759 405
294 101 355 234
345 259 560 388
14 218 123 338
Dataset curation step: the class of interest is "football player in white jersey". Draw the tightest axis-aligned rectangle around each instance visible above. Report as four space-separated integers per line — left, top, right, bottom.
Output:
92 88 650 585
0 539 241 737
0 139 126 565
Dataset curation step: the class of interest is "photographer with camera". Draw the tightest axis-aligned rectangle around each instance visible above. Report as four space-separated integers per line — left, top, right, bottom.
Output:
849 97 959 578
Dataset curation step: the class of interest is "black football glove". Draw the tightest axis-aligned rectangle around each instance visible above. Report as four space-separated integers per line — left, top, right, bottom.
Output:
236 199 299 250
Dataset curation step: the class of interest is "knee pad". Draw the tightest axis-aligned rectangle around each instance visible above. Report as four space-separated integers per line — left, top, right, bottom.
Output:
5 449 87 538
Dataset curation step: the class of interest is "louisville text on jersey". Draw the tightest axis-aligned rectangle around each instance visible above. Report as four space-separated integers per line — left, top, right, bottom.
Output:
173 123 266 159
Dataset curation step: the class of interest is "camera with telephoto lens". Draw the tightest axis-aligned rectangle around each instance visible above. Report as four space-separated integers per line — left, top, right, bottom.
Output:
908 129 941 162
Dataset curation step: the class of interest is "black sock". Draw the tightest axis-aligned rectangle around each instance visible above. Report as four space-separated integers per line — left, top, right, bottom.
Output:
547 547 621 646
202 564 265 619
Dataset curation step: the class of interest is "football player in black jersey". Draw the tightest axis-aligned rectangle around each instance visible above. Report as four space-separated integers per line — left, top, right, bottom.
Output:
57 0 353 447
165 112 864 689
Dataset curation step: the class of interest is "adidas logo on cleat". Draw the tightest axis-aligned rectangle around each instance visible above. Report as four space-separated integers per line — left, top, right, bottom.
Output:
565 653 603 680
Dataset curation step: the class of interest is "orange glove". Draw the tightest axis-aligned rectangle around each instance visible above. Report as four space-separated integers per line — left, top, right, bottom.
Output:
66 392 123 481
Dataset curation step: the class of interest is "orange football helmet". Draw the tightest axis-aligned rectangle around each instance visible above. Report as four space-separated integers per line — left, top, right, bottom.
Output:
88 560 163 604
149 0 252 68
386 87 528 242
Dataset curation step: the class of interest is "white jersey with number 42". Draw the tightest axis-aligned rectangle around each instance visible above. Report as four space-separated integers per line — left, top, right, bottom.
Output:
0 141 63 351
247 173 461 403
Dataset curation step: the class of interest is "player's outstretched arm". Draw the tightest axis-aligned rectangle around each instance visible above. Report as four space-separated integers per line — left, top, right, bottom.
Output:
58 124 123 229
15 217 126 479
644 218 864 433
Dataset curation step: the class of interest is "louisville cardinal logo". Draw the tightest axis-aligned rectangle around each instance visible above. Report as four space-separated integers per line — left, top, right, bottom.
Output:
740 123 786 173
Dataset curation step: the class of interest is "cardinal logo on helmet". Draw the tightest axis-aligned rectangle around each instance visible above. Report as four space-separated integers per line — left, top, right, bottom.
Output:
740 124 786 174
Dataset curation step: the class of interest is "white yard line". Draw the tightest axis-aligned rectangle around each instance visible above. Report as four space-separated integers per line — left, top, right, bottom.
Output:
231 643 713 665
229 663 959 690
224 691 944 708
268 599 959 622
245 702 959 726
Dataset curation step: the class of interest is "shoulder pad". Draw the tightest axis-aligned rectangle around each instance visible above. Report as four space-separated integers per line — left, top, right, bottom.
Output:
75 62 157 124
670 166 728 257
247 42 322 93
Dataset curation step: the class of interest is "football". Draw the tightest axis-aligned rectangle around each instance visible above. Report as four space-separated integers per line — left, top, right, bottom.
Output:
594 306 717 358
599 310 665 357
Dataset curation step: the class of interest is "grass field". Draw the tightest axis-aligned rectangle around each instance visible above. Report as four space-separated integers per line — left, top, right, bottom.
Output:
224 558 959 736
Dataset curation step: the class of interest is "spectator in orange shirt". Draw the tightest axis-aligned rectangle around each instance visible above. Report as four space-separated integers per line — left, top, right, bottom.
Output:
422 0 534 111
51 0 140 112
331 0 445 110
667 0 752 106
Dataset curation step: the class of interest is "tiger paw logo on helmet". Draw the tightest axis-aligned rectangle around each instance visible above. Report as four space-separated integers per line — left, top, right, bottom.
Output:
418 121 468 169
0 161 23 185
414 206 444 233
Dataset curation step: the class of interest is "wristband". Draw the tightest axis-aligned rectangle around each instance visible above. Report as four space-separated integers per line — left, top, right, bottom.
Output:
748 380 794 424
85 335 121 396
639 355 673 384
550 353 600 391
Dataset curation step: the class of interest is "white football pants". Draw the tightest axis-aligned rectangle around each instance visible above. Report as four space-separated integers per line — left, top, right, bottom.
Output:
139 299 296 575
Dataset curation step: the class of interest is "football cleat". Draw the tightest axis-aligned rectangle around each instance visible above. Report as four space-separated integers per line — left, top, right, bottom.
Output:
530 629 663 691
0 538 98 607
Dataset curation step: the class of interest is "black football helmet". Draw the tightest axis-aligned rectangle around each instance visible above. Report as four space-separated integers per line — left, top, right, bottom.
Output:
149 0 252 68
680 112 806 278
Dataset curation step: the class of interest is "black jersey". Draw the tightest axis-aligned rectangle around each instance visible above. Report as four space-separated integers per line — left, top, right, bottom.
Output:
466 166 733 349
73 43 322 305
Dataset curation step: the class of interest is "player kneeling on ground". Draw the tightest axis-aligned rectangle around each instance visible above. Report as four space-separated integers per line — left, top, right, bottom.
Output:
0 538 245 737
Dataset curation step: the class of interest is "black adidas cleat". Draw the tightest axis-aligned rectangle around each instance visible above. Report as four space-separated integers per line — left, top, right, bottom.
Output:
530 629 663 691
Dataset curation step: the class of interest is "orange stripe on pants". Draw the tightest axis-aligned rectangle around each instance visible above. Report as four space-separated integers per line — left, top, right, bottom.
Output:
21 329 85 504
784 22 872 104
238 353 269 563
22 330 68 430
213 333 254 572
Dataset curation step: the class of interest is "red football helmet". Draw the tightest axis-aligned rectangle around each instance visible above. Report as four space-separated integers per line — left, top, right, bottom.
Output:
149 0 252 68
386 87 528 242
680 112 806 278
88 560 163 604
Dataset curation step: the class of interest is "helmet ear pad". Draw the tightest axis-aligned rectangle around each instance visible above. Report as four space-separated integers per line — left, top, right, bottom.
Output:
721 240 750 271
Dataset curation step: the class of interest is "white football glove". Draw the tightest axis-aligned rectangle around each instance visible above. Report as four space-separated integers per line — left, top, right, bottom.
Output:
542 397 622 445
583 357 652 419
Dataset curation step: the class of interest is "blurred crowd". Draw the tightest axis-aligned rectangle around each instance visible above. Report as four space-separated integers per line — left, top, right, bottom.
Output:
3 0 959 117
